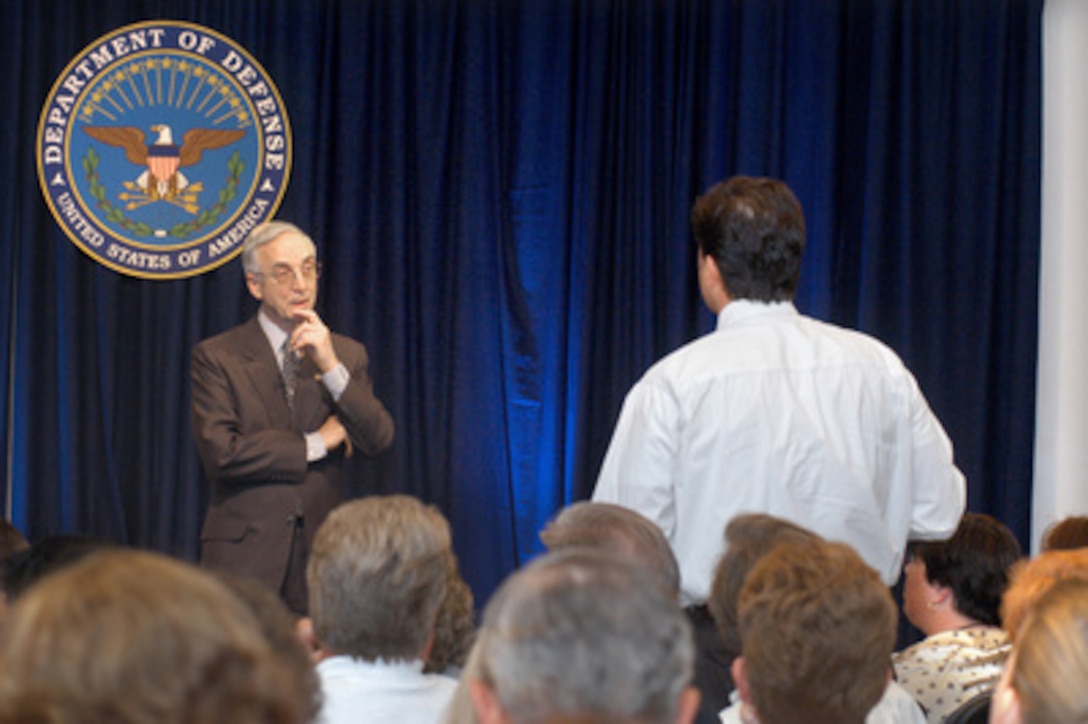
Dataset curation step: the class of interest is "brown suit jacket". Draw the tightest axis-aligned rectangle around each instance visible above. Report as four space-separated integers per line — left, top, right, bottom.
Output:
191 316 394 604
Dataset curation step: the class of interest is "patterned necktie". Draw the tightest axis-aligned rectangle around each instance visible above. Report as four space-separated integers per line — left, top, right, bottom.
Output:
281 339 299 410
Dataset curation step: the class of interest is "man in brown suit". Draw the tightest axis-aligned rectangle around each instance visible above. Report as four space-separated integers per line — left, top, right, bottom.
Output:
191 221 394 615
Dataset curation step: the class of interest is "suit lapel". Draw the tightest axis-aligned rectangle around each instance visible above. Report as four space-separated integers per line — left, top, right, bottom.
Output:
237 317 294 424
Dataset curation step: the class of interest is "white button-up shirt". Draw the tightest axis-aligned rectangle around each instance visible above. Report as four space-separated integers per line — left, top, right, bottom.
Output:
593 300 966 603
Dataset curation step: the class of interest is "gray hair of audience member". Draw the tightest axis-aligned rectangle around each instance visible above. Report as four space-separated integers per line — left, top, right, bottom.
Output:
708 514 823 657
539 501 681 597
468 548 697 724
306 495 452 662
0 549 306 724
241 221 316 274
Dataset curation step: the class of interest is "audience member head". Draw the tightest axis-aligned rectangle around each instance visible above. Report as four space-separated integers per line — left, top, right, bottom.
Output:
733 540 897 724
0 549 306 723
0 521 28 565
708 513 823 658
539 501 681 597
1001 548 1088 642
0 521 28 622
1041 515 1088 552
902 512 1021 634
424 557 476 675
468 548 699 724
306 494 451 662
689 176 806 307
990 580 1088 724
2 534 114 601
216 573 323 721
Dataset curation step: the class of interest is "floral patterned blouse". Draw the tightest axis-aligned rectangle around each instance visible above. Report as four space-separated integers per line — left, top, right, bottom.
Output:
892 626 1010 723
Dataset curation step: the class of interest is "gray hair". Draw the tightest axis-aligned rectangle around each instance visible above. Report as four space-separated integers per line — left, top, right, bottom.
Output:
306 495 451 662
539 501 681 598
471 548 694 723
241 221 315 274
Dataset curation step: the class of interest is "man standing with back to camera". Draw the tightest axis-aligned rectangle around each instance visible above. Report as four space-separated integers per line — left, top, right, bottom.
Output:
191 221 394 616
592 176 965 712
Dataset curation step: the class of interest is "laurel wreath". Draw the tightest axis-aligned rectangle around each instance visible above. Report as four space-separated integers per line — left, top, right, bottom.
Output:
83 147 153 237
82 148 245 239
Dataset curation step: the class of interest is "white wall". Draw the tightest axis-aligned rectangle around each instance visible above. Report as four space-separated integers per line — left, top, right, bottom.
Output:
1034 0 1088 550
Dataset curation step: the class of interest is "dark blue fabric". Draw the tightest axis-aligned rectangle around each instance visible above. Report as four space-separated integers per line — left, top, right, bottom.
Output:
0 0 1041 602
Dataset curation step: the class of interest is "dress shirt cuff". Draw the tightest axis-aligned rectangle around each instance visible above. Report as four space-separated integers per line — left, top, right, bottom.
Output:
322 363 350 401
305 432 327 463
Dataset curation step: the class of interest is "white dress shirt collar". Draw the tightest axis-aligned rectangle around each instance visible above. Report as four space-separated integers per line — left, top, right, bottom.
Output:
257 309 290 362
717 298 798 330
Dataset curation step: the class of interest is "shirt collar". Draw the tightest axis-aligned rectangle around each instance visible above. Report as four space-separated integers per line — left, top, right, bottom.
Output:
318 656 426 675
716 299 798 330
257 309 289 358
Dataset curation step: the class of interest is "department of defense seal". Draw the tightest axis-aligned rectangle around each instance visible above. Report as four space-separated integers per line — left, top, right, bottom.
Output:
37 20 292 279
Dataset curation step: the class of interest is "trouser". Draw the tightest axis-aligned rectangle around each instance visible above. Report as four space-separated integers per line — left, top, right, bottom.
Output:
686 604 737 716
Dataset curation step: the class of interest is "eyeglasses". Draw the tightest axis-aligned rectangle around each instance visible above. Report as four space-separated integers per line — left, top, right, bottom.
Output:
254 261 322 286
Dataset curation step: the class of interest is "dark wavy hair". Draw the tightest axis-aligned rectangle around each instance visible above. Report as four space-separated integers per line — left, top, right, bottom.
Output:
690 176 806 302
909 512 1022 626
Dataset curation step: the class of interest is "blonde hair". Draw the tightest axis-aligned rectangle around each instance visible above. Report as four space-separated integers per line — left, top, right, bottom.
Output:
1008 580 1088 723
0 549 306 724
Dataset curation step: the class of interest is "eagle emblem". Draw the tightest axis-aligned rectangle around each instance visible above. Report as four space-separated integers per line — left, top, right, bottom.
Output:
83 124 246 214
38 20 291 279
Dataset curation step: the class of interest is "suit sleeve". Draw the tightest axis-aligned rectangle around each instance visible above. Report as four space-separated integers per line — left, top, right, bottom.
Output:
190 340 308 487
330 338 395 457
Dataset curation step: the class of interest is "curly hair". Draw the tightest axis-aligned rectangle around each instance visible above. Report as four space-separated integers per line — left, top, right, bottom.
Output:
424 557 475 674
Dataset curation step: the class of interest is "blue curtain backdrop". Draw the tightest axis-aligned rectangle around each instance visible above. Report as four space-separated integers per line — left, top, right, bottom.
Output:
0 0 1041 602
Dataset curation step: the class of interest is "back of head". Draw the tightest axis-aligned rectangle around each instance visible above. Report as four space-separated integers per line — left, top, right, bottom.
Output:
472 548 694 724
0 521 28 565
3 534 114 601
1002 580 1088 723
737 540 896 724
708 514 823 656
0 549 305 724
539 501 681 597
1001 548 1088 642
216 574 323 721
1041 516 1088 551
689 176 806 302
423 557 476 675
307 494 452 661
910 512 1022 626
0 522 29 607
